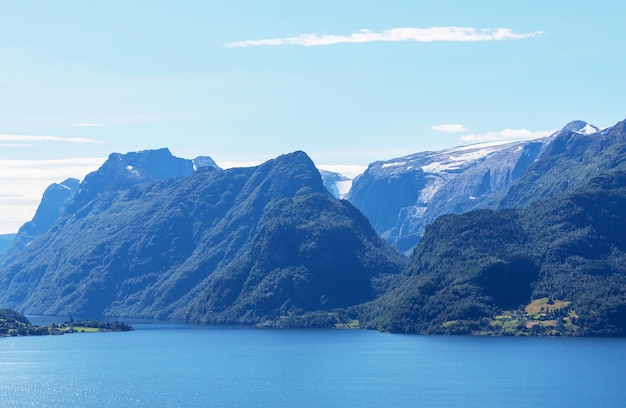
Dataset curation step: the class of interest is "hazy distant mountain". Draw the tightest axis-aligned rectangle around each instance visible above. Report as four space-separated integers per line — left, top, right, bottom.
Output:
0 178 79 267
0 150 405 325
0 234 15 255
65 148 195 214
319 170 352 199
0 148 197 267
193 156 221 171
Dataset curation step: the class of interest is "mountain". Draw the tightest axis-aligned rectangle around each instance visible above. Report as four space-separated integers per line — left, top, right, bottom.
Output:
0 234 15 255
1 148 196 267
0 150 405 326
347 138 550 252
0 178 80 267
492 119 625 208
192 156 221 171
65 148 195 213
319 169 352 199
358 170 626 336
347 119 624 253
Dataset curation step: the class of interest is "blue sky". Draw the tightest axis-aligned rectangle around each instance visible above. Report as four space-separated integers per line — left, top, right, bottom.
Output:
1 0 625 233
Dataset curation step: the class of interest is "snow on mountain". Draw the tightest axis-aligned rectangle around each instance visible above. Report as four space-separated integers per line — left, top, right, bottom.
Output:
576 123 600 135
347 138 552 253
562 120 600 135
193 156 221 171
346 119 610 253
319 169 352 199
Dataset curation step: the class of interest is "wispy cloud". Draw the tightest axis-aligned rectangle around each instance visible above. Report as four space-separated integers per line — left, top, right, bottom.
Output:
431 124 469 133
460 128 555 142
0 134 101 144
226 26 542 47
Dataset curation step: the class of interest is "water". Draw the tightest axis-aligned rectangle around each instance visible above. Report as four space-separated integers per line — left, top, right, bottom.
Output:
1 323 625 407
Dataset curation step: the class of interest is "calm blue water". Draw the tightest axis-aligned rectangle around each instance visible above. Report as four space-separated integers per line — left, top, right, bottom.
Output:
1 323 625 407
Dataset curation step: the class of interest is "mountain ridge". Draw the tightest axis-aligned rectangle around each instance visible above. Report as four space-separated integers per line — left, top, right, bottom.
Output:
347 118 626 253
0 150 406 325
357 169 626 336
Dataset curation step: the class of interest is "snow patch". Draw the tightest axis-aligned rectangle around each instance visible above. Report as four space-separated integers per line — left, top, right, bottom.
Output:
418 178 446 203
382 161 406 168
573 123 599 135
450 140 521 152
126 165 140 176
421 161 460 172
421 147 499 173
336 180 353 199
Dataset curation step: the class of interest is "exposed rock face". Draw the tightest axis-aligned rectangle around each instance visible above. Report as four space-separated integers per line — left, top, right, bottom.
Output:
347 139 549 252
347 119 624 253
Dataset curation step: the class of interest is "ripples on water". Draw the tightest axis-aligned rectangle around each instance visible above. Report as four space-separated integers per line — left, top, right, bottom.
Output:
1 323 625 407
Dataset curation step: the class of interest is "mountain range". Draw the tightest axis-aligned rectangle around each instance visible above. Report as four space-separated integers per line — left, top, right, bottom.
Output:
357 169 626 336
347 120 603 253
1 117 625 335
0 150 404 326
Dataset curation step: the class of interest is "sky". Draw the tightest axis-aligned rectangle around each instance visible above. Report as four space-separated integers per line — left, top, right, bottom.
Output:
1 0 625 233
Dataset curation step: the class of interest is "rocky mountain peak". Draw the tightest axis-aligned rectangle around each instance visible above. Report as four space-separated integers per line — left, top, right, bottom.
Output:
66 148 195 213
561 120 599 135
193 156 221 170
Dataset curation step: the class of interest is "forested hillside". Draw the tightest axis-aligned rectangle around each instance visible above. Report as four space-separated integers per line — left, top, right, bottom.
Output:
0 151 405 326
358 170 626 336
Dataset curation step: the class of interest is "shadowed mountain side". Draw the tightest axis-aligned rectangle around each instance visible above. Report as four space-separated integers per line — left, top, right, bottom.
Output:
0 151 405 326
357 170 626 336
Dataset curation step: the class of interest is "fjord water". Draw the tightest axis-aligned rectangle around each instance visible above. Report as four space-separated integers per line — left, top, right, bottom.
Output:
2 324 625 407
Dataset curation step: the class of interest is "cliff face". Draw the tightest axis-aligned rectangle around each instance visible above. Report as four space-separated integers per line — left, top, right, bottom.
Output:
347 138 549 252
347 119 626 253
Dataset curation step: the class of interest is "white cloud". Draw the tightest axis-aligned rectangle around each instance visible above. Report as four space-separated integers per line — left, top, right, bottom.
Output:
226 27 542 47
460 128 555 142
0 158 104 234
0 134 101 144
431 124 469 133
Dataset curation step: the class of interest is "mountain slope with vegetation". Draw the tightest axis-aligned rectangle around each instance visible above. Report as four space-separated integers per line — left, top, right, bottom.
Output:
493 119 626 209
0 150 405 326
358 170 626 336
